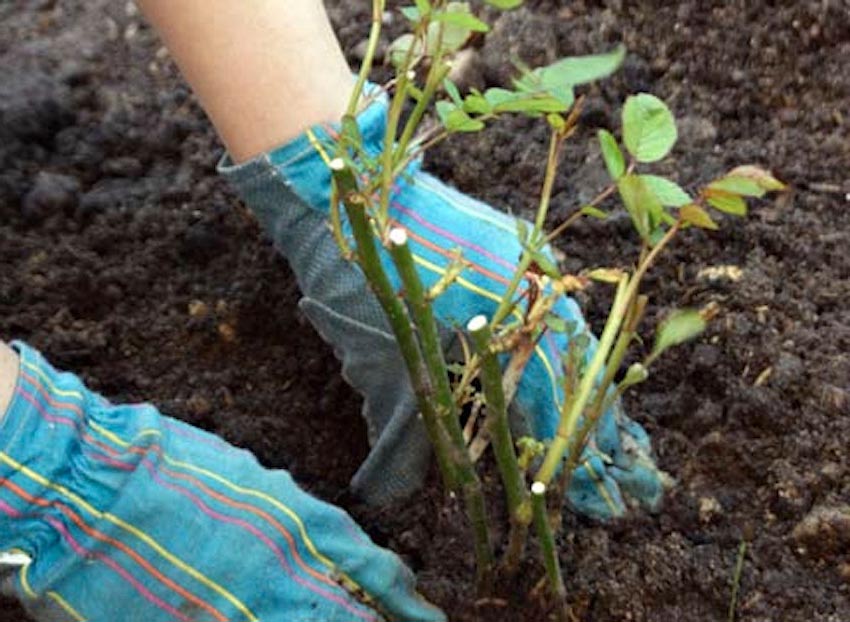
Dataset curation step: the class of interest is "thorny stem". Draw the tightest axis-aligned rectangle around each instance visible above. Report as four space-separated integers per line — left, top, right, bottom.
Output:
389 229 466 448
531 481 567 618
330 159 459 491
389 229 494 585
468 316 531 570
469 329 536 463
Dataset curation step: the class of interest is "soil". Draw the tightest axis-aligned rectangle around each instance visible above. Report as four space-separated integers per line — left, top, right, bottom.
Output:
1 1 848 621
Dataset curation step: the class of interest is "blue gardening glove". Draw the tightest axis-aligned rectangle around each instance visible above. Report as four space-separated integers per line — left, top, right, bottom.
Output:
218 90 667 519
0 342 444 622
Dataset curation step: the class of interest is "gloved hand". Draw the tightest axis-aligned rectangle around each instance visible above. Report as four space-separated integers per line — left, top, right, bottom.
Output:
0 342 444 622
219 90 666 518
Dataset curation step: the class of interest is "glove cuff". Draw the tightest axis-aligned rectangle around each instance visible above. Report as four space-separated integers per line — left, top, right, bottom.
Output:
218 83 390 212
0 342 135 588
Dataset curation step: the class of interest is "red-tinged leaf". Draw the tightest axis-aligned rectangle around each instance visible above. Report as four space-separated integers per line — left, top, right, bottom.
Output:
680 203 719 230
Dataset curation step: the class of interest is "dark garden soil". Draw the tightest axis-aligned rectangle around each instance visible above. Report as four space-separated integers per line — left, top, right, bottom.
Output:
1 1 848 620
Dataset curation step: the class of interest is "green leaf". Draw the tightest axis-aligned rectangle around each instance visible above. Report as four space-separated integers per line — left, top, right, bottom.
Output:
586 268 626 284
659 210 678 226
400 6 421 21
427 2 478 54
651 309 707 359
435 100 454 123
462 93 492 114
495 95 565 114
641 175 691 207
598 129 625 180
482 88 564 114
680 203 719 230
340 114 363 150
544 314 568 333
727 165 786 191
516 45 626 92
443 78 463 106
388 34 421 69
617 174 664 241
436 101 484 132
547 113 565 130
433 9 490 32
621 362 649 388
483 87 516 106
580 205 608 220
482 0 523 8
622 93 678 163
705 192 748 215
648 226 667 246
530 250 561 279
415 0 432 14
708 176 764 197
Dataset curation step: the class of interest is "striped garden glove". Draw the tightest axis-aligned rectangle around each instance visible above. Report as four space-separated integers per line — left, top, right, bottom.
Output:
0 342 444 622
219 90 666 519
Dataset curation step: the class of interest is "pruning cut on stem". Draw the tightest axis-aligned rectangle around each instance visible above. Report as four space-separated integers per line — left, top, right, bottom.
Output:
468 315 531 571
330 159 459 492
325 0 784 604
531 481 567 620
389 228 494 585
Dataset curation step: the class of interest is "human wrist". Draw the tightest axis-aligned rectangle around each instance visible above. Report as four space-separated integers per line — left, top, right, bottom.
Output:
0 341 19 423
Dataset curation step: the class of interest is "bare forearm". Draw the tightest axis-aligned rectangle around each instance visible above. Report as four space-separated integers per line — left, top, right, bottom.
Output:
136 0 353 162
0 342 18 421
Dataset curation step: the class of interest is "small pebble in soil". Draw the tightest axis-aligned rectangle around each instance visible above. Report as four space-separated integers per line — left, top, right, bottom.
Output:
217 322 237 343
792 504 850 561
188 300 210 319
698 496 723 524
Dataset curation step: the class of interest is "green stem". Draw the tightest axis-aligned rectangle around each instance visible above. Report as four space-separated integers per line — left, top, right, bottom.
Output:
535 276 631 485
576 294 644 440
388 229 467 450
536 222 682 486
531 482 567 613
728 540 747 622
388 228 494 584
394 44 450 167
468 316 531 570
491 131 562 328
329 178 353 259
346 0 386 117
543 183 617 245
377 29 421 225
467 316 527 514
330 159 459 491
